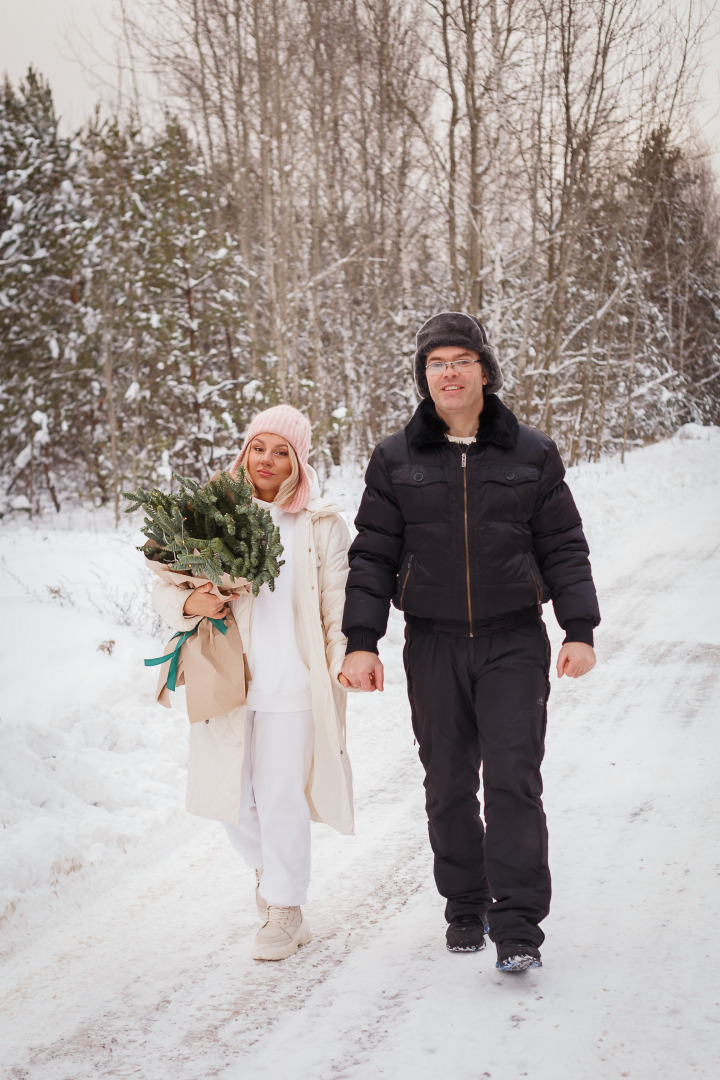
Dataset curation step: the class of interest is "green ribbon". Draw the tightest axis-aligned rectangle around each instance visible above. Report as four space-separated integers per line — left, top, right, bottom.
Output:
145 616 229 692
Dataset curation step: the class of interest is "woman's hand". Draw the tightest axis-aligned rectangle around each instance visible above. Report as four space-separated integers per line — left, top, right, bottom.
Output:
183 581 229 619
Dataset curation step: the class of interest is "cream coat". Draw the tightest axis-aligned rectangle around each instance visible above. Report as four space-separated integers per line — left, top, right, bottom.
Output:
151 498 354 835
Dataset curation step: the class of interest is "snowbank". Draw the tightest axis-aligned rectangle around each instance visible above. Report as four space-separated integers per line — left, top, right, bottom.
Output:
0 515 191 951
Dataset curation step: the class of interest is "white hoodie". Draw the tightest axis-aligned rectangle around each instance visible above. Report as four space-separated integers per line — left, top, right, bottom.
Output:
245 498 312 713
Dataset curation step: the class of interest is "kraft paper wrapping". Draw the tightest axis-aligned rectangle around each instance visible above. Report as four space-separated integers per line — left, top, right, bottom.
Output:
146 558 251 724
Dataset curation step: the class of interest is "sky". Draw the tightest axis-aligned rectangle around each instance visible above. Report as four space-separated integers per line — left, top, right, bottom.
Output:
1 1 124 131
0 0 719 171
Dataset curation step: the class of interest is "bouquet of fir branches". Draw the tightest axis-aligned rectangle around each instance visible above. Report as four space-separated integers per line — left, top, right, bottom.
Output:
123 468 284 595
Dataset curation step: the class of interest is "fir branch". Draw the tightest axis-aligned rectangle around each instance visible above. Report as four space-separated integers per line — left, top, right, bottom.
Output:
123 468 284 594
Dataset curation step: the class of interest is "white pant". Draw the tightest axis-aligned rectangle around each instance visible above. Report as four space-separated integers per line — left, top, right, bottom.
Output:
223 709 314 907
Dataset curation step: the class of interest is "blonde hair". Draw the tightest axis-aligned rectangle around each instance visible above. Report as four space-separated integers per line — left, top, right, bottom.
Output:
239 436 301 509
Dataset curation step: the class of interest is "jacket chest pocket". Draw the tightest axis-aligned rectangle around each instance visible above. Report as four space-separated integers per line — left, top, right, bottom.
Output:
390 464 448 525
473 463 540 521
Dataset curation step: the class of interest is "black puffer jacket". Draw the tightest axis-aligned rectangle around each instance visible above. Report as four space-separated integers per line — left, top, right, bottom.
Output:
343 395 600 650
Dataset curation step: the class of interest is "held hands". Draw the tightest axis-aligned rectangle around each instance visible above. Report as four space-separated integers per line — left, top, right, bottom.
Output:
339 643 594 686
338 650 385 692
182 580 229 619
556 641 596 679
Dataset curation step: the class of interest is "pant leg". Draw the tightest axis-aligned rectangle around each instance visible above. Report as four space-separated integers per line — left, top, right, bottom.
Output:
223 710 263 869
250 709 314 907
404 624 492 921
473 623 552 947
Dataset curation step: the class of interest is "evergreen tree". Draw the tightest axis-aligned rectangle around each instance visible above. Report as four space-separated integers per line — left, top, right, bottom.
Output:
66 114 255 510
631 128 720 425
0 69 81 511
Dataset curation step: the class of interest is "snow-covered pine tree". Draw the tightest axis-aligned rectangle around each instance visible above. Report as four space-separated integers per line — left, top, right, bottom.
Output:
73 114 255 509
0 69 82 512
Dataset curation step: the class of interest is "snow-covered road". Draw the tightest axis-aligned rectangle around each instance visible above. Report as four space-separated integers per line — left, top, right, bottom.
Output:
1 427 719 1079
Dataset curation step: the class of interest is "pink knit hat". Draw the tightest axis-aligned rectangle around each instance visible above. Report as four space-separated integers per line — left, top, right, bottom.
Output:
229 404 313 513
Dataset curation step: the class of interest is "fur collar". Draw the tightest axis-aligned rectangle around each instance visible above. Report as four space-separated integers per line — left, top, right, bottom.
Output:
407 394 519 452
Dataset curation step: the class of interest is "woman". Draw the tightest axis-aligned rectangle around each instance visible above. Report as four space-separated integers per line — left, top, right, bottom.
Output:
151 405 353 961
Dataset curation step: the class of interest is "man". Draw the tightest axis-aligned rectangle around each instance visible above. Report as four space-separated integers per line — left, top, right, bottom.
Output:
340 312 600 973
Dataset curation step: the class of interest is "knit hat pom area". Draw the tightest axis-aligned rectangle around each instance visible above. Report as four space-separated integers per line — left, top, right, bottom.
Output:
414 311 503 399
229 404 313 513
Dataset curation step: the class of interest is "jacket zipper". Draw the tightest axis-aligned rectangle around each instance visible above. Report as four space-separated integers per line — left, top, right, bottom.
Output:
399 553 414 609
462 452 473 637
525 552 543 606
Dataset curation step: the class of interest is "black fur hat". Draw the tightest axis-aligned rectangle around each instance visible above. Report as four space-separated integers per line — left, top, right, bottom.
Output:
414 312 503 399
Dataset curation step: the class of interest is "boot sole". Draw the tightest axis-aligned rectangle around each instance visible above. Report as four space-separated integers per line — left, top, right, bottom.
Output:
496 955 542 973
446 915 490 953
447 940 486 953
251 920 312 961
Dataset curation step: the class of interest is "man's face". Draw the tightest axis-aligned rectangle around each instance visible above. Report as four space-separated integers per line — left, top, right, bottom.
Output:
425 346 487 417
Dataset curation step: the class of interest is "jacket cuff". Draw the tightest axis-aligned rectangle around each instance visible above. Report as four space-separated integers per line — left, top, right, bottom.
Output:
562 619 595 647
177 594 203 629
345 628 380 655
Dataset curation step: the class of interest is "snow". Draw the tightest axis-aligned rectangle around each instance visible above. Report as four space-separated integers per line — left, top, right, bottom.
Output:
1 428 719 1079
13 443 32 471
0 517 188 957
242 378 264 402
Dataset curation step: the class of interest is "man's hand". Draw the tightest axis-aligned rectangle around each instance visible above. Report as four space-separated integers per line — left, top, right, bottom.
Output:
183 581 229 619
556 641 596 679
339 651 385 692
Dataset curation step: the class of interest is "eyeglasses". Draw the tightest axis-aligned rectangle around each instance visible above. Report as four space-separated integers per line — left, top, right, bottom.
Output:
425 358 480 375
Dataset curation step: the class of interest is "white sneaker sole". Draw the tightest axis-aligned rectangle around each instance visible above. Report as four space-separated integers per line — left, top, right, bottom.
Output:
250 919 312 961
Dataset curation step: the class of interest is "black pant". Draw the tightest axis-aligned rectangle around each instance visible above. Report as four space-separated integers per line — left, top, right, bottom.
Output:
403 619 552 946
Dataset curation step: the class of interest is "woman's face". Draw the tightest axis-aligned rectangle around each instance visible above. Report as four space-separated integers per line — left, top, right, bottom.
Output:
245 432 293 502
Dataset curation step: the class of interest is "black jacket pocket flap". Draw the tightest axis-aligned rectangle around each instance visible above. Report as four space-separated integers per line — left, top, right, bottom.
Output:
476 463 540 485
391 464 447 486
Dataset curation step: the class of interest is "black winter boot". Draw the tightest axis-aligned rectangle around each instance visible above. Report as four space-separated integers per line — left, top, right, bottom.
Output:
495 941 542 972
446 913 488 952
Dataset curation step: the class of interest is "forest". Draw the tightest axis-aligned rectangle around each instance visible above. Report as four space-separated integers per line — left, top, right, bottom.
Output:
1 0 719 517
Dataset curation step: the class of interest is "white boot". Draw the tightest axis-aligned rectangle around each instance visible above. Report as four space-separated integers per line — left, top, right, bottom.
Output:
250 905 312 961
254 869 268 921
